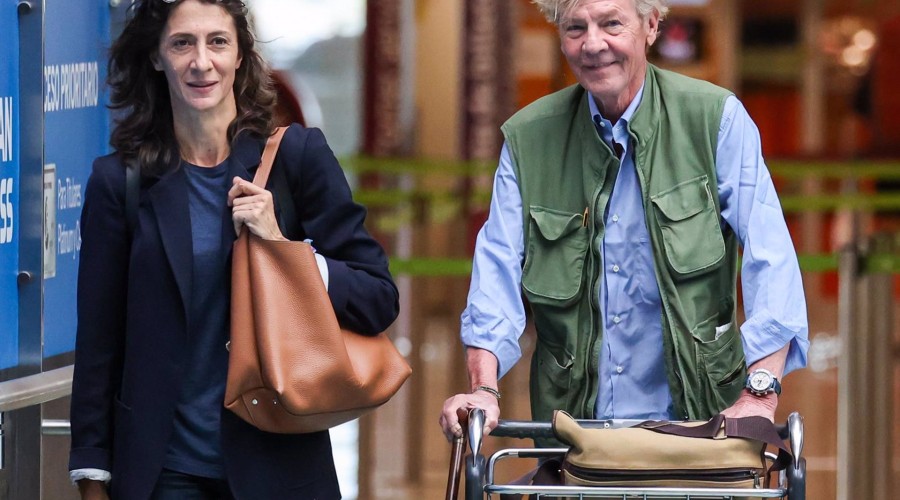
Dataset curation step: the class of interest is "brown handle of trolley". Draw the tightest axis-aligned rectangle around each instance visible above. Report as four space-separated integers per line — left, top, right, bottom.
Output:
445 408 469 500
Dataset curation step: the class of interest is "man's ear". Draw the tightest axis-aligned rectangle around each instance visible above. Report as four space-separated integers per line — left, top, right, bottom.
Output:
646 10 661 47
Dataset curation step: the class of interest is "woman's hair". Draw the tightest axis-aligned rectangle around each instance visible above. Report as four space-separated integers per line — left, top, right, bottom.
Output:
532 0 669 25
109 0 276 175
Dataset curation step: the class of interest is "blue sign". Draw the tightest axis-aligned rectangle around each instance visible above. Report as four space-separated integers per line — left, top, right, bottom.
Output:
0 0 21 370
42 0 111 358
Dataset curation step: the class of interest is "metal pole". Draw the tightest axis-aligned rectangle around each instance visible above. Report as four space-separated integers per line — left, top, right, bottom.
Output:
866 234 894 500
835 240 857 500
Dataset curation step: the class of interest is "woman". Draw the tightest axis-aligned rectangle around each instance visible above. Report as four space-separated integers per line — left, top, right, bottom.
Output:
68 1 399 498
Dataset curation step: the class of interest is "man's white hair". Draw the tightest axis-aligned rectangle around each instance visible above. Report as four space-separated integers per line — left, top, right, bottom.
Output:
532 0 669 24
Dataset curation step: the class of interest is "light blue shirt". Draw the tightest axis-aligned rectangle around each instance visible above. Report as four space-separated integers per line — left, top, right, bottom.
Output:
460 88 809 420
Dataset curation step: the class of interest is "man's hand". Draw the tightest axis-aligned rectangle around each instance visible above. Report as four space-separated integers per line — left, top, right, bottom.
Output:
720 390 778 422
77 479 109 500
722 343 790 422
439 347 502 442
439 390 500 442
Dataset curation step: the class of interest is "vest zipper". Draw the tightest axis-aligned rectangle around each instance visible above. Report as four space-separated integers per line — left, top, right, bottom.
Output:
583 185 603 418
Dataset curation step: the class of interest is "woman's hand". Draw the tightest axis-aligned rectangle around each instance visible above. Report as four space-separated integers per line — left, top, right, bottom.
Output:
77 480 109 500
227 176 287 240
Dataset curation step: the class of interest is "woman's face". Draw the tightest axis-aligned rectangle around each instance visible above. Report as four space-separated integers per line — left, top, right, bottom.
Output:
152 0 242 118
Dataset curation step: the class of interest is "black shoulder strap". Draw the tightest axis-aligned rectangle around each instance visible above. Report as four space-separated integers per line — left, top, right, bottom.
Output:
125 158 139 238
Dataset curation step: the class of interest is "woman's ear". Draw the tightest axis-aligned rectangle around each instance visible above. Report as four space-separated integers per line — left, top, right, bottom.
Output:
150 52 162 71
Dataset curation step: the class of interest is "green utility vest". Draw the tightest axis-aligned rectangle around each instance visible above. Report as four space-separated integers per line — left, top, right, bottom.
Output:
502 65 746 423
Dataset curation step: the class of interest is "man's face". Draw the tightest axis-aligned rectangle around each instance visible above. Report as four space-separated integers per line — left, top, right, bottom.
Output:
559 0 659 118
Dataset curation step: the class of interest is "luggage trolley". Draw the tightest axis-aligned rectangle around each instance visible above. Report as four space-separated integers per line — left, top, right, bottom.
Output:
446 408 806 500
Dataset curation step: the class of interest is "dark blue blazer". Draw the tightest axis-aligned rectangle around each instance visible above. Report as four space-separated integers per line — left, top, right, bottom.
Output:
69 124 399 499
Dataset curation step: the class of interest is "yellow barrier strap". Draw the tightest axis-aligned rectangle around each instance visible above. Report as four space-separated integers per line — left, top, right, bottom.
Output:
796 254 839 273
768 162 900 180
340 156 900 180
865 254 900 274
779 193 900 212
389 258 473 277
387 254 898 276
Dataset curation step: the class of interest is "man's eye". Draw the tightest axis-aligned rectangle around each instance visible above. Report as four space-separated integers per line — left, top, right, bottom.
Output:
172 39 190 48
211 37 228 46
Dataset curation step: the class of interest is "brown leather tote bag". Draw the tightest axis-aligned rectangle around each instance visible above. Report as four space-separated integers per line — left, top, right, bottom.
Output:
224 127 411 434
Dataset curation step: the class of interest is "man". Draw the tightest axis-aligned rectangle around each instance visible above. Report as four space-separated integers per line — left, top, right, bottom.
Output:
439 0 808 441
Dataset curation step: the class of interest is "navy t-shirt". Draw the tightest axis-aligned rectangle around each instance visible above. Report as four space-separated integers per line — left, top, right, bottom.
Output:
163 159 231 478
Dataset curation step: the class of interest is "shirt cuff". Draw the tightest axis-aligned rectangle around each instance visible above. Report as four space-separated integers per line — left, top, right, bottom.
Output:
70 468 111 485
741 313 809 377
460 303 523 379
314 253 329 290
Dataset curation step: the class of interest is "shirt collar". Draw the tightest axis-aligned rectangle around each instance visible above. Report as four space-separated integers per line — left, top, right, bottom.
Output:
588 83 646 129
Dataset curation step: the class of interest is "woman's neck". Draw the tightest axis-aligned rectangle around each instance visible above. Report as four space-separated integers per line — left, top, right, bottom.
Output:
172 105 236 167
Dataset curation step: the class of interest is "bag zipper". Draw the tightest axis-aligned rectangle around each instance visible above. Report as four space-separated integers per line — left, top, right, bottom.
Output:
563 462 761 484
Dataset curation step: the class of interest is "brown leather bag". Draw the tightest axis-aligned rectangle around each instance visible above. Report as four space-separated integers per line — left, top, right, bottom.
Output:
224 127 411 434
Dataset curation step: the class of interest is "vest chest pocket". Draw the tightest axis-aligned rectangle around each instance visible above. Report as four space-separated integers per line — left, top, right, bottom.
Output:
650 175 725 277
522 206 590 305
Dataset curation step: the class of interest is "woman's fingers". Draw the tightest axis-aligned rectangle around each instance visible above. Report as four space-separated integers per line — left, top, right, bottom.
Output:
227 176 268 206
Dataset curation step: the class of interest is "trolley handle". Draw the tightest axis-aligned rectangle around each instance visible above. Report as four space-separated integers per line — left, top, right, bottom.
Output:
471 410 803 461
490 418 650 440
492 418 793 440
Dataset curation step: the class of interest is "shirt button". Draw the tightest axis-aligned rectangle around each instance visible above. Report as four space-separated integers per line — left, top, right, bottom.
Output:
612 265 620 273
616 366 624 374
612 214 619 222
613 316 621 324
599 121 606 128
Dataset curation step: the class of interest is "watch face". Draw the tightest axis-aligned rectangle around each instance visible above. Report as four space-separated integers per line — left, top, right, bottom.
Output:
749 371 772 392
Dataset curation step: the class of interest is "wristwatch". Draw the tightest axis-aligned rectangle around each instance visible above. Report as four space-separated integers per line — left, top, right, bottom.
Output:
745 368 781 396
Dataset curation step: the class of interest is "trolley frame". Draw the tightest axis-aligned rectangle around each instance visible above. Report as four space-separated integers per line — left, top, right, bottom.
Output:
460 409 806 500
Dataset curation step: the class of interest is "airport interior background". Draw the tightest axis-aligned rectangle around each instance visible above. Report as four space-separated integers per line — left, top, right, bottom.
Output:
2 0 899 499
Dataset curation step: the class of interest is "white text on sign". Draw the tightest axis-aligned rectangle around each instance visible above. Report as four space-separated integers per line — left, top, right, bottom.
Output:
44 61 100 112
0 97 12 163
0 178 13 245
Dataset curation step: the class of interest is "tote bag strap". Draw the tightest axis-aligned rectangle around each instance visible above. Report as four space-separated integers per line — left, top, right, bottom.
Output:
636 415 792 472
252 126 289 188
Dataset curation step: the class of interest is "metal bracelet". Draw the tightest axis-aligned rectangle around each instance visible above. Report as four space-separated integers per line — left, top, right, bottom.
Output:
473 385 501 401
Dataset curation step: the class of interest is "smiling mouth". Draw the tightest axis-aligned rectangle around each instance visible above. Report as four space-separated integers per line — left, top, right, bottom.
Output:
187 81 217 89
583 61 617 70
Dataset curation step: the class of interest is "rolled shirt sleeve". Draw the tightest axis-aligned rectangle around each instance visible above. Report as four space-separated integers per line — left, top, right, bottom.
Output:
716 96 810 375
460 144 528 379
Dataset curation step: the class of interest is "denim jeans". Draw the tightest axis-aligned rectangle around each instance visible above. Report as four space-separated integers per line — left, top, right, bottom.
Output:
149 468 235 500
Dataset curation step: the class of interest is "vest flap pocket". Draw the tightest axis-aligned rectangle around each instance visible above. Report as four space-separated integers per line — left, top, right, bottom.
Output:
522 206 589 303
690 312 746 411
650 175 725 276
530 207 586 241
532 342 574 419
651 176 709 221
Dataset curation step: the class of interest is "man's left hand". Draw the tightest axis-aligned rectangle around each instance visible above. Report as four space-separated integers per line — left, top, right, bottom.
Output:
720 390 777 422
